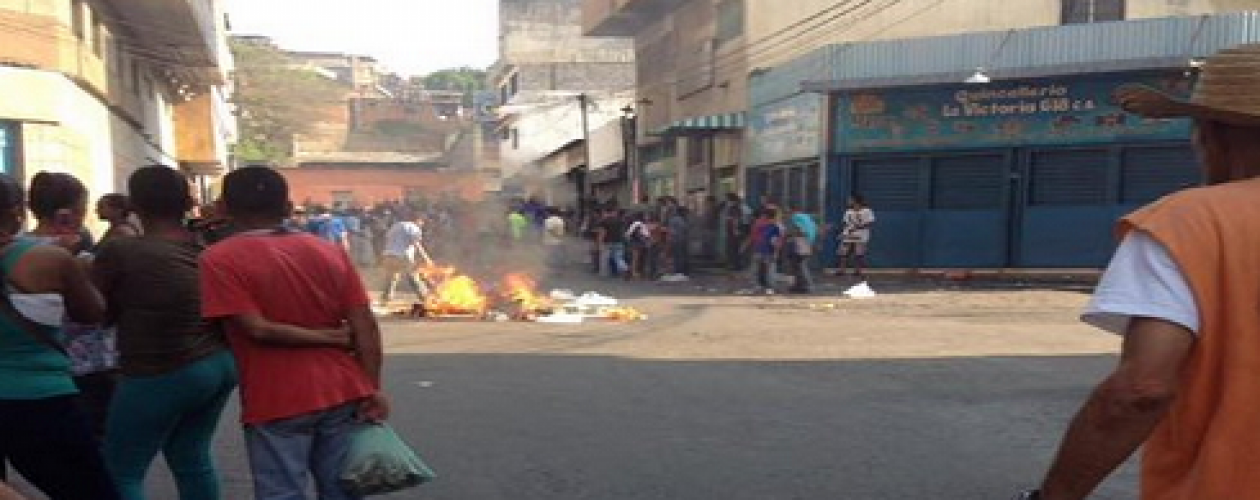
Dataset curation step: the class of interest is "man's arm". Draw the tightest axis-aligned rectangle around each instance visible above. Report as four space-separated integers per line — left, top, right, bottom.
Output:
225 314 352 348
1038 317 1194 500
346 305 383 386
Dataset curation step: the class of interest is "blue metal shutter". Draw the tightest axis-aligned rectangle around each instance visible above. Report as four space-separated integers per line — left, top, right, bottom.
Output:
931 155 1007 210
1120 145 1200 204
1029 149 1110 206
854 158 921 210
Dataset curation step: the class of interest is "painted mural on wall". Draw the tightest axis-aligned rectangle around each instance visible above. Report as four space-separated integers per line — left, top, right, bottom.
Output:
835 72 1194 153
748 93 823 165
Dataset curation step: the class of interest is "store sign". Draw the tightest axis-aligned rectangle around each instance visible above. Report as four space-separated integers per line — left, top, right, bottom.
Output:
834 72 1194 153
748 93 823 165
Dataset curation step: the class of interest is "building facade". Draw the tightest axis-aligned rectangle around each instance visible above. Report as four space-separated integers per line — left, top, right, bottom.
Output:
746 9 1260 269
588 0 1260 269
0 0 236 203
493 0 635 202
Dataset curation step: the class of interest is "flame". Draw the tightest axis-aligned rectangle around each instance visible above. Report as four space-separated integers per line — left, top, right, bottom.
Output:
503 273 551 312
425 275 488 315
602 307 646 322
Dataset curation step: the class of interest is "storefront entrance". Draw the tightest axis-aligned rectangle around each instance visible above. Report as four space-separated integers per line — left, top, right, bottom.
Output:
829 143 1199 268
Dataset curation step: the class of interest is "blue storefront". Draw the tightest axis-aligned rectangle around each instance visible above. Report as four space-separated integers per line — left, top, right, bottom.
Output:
828 71 1197 268
750 13 1260 269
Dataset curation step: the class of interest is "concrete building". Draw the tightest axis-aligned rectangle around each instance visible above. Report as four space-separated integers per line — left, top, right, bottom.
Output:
492 0 635 202
738 3 1260 270
583 0 1260 235
0 0 236 202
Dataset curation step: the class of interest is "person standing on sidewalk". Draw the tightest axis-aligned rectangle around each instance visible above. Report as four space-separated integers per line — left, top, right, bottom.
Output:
95 167 237 500
836 195 875 278
1018 44 1260 500
745 208 783 295
786 206 818 294
379 209 430 306
595 208 628 278
201 167 389 500
543 208 568 268
0 173 119 500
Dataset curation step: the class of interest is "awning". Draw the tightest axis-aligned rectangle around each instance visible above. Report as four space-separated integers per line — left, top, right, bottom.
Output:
649 112 745 136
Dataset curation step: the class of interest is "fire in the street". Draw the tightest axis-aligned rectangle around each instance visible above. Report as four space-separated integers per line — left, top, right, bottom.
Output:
503 273 552 315
411 266 645 322
424 275 489 316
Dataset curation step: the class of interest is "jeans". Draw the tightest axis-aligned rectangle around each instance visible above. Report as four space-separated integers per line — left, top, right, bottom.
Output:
380 255 428 303
755 254 777 290
105 350 238 500
245 402 365 500
73 370 119 439
600 243 628 277
672 242 690 275
788 254 814 292
0 395 120 500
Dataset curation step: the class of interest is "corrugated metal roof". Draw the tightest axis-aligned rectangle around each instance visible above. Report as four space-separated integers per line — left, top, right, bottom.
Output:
748 13 1260 99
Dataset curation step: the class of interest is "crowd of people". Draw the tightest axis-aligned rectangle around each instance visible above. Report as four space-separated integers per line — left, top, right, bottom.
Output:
573 193 877 295
0 166 388 500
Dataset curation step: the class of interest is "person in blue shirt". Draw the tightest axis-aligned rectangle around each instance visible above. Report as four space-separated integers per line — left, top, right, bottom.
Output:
786 206 818 293
745 208 784 295
306 207 350 252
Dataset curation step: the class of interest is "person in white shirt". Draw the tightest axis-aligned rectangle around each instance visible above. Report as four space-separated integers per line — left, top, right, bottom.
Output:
378 209 431 305
543 208 567 266
836 195 875 278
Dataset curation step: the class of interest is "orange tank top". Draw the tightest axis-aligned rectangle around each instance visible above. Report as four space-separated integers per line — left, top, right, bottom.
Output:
1120 177 1260 499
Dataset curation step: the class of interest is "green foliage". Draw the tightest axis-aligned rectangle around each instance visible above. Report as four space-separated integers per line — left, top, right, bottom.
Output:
421 67 487 94
230 40 348 163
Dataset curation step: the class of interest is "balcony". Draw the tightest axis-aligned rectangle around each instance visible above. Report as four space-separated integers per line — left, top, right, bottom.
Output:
582 0 681 36
99 0 227 85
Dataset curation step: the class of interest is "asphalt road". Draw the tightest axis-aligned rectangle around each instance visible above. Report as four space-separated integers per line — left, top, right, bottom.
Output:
18 274 1137 499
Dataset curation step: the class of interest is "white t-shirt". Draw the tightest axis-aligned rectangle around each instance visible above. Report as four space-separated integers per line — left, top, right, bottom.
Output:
544 216 566 246
383 221 424 259
842 208 876 243
1082 231 1200 335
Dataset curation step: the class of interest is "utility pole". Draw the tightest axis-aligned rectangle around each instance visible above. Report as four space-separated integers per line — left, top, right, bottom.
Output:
578 93 593 217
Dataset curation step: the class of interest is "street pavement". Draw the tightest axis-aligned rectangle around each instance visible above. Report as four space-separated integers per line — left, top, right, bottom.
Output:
19 271 1136 499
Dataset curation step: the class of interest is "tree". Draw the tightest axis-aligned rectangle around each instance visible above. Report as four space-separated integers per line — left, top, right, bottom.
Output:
421 67 487 96
231 40 348 164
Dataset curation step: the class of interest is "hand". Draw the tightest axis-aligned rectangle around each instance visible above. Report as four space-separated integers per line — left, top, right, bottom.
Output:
357 392 390 423
326 325 354 349
1114 84 1182 118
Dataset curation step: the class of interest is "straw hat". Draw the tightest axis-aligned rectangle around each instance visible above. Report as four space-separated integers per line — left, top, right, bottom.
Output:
1117 43 1260 126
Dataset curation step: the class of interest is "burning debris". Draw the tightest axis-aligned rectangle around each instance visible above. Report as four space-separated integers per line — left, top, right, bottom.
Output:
401 267 645 323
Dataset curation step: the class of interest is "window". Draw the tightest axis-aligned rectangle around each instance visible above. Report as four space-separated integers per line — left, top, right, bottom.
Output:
1062 0 1124 24
92 17 104 57
715 0 745 45
0 121 20 176
70 0 86 40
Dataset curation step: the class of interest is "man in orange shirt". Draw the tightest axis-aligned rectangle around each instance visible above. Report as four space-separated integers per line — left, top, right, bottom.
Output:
1019 44 1260 500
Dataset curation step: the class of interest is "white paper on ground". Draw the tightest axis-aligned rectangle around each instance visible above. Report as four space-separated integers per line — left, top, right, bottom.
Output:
844 282 877 299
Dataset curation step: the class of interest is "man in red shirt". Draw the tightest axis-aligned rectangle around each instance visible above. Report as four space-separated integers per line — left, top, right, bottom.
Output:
201 167 388 500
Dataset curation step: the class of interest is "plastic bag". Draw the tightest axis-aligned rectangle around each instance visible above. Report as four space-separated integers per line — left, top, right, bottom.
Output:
339 423 436 496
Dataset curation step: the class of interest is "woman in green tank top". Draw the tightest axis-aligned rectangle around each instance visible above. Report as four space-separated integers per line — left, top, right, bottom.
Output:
0 172 118 499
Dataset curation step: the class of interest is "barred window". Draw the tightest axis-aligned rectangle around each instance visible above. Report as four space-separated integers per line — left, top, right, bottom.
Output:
1062 0 1125 24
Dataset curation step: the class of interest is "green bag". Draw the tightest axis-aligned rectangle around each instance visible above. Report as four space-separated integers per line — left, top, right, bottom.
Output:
339 423 436 496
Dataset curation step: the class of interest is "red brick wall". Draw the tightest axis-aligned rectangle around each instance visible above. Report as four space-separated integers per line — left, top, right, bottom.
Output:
281 168 486 207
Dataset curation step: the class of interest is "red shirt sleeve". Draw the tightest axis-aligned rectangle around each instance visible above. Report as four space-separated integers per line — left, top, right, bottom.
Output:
201 247 261 319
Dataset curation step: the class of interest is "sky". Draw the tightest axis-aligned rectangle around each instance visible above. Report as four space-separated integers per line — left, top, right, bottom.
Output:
223 0 499 77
